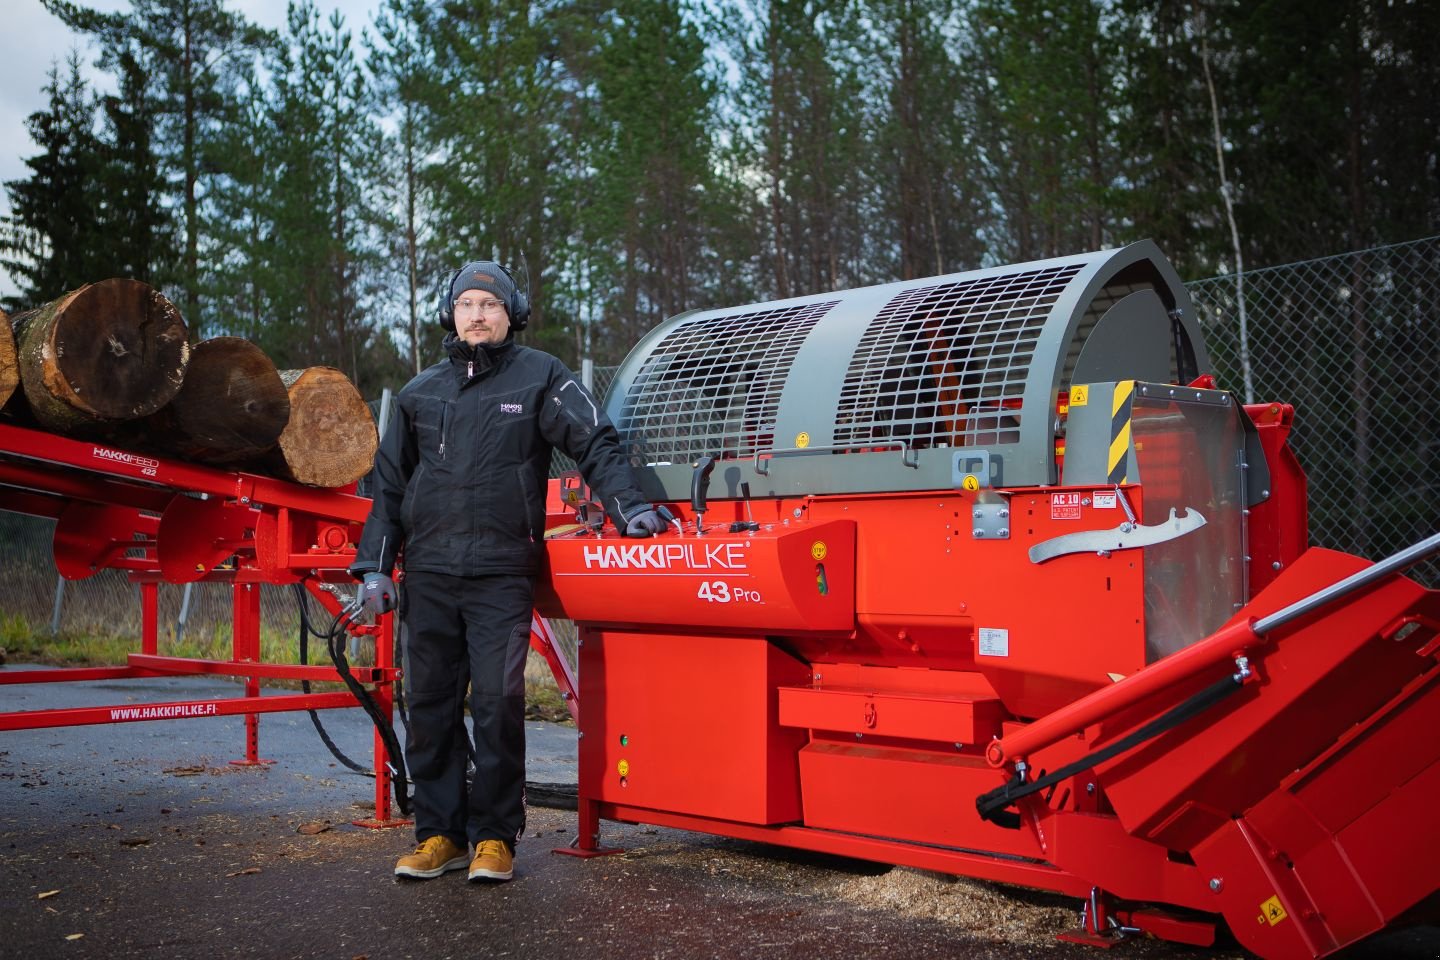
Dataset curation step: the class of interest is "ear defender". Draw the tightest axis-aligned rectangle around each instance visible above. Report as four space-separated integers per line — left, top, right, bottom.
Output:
495 262 531 331
437 268 464 328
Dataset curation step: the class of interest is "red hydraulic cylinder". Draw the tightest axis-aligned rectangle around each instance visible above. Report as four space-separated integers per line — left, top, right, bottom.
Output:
987 617 1259 768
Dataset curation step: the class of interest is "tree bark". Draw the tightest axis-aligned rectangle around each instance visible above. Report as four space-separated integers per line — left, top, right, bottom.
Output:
266 366 377 488
10 278 189 435
0 308 16 409
139 337 290 464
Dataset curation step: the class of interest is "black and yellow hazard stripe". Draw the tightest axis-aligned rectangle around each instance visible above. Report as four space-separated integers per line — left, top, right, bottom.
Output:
1107 380 1135 484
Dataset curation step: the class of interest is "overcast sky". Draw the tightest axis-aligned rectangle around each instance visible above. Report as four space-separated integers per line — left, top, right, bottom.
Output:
1 0 378 296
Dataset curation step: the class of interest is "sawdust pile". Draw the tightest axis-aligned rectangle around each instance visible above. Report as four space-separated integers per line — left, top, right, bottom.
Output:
825 867 1077 946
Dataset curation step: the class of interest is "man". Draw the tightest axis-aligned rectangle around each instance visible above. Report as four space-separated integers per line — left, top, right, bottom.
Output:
349 259 664 883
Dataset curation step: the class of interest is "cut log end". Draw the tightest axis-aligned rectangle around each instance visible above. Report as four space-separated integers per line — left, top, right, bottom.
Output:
273 367 377 488
16 279 188 432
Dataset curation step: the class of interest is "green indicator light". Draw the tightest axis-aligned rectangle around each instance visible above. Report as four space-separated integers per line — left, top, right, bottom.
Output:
620 734 629 746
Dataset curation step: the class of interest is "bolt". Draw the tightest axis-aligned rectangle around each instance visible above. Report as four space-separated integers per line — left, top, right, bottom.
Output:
974 530 985 538
998 508 1009 518
1272 561 1282 571
973 509 984 519
954 743 964 750
1086 782 1095 794
997 528 1009 537
578 731 585 740
1209 878 1223 892
855 732 863 740
793 508 803 518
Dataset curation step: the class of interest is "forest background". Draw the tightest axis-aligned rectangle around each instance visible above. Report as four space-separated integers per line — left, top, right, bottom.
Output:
2 0 1436 396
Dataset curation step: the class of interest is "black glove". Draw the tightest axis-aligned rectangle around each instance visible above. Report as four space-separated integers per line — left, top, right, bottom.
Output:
624 507 668 538
356 572 397 616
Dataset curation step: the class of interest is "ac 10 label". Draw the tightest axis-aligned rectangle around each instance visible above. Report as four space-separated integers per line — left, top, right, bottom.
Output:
696 581 762 604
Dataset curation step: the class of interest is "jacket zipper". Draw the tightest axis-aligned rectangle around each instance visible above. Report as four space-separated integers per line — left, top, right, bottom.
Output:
439 402 449 459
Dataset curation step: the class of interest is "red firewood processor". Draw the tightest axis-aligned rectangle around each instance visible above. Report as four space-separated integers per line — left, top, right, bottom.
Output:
535 240 1440 959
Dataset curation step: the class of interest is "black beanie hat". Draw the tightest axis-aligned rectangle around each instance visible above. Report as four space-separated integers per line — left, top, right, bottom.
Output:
450 261 516 311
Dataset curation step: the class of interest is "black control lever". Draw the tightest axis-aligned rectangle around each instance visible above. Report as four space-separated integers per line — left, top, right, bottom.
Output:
691 455 717 535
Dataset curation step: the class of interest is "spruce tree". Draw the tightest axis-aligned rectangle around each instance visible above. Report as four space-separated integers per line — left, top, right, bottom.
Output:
43 0 272 337
1 55 109 310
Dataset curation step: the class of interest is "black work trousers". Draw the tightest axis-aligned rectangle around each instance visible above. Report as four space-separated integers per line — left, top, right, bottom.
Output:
400 571 533 851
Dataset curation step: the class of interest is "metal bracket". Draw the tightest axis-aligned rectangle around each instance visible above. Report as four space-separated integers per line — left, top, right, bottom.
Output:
1028 507 1207 563
972 496 1011 540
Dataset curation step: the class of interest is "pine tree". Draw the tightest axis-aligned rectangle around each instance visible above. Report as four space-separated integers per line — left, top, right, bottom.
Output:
568 0 728 360
367 0 441 374
967 0 1119 261
714 0 874 300
864 0 989 279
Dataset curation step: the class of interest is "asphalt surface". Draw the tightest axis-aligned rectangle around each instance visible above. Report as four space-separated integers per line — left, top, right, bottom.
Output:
1 667 1435 960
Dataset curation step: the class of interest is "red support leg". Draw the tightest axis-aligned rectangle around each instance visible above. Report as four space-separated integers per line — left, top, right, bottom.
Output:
353 612 410 829
140 581 159 656
229 581 273 767
555 796 623 858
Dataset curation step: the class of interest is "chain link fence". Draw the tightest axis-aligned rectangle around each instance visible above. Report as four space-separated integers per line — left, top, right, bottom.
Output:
2 237 1435 643
1189 235 1440 586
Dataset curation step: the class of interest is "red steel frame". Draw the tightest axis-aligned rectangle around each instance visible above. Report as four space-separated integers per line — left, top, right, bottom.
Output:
0 421 405 825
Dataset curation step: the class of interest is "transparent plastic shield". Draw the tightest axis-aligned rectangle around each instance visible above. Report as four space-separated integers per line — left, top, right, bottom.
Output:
1131 398 1247 661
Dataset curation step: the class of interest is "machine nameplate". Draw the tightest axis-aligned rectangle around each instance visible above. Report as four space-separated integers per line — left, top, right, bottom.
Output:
978 627 1010 657
1051 492 1083 520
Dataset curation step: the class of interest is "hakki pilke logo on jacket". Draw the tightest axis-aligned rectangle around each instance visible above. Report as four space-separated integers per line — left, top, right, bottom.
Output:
499 402 523 414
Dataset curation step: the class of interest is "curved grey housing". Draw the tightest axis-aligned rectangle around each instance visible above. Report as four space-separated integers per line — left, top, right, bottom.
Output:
605 241 1208 500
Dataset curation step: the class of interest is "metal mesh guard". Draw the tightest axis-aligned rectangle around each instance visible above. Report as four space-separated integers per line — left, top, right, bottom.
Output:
617 300 838 464
834 264 1082 452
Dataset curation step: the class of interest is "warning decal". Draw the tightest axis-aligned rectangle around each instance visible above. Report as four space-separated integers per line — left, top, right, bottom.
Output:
1257 895 1288 926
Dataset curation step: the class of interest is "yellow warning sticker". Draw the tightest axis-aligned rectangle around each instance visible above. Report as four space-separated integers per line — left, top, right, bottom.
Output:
1070 385 1089 407
617 759 630 778
810 541 828 561
796 431 811 449
962 475 980 491
1258 895 1288 926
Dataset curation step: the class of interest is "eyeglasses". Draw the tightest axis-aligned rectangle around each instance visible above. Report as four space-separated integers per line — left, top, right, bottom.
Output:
453 297 507 316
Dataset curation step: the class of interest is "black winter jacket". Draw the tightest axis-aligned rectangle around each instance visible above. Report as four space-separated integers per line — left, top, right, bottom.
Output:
351 333 647 577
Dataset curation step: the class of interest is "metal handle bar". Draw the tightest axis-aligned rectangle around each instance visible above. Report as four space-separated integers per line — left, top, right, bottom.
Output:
1255 530 1440 634
754 440 918 476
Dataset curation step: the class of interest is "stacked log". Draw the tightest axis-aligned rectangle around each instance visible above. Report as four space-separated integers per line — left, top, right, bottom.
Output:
141 337 291 465
4 281 378 489
11 279 188 435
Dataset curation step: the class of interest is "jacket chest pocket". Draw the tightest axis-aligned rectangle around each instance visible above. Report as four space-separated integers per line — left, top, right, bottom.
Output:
413 398 451 459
